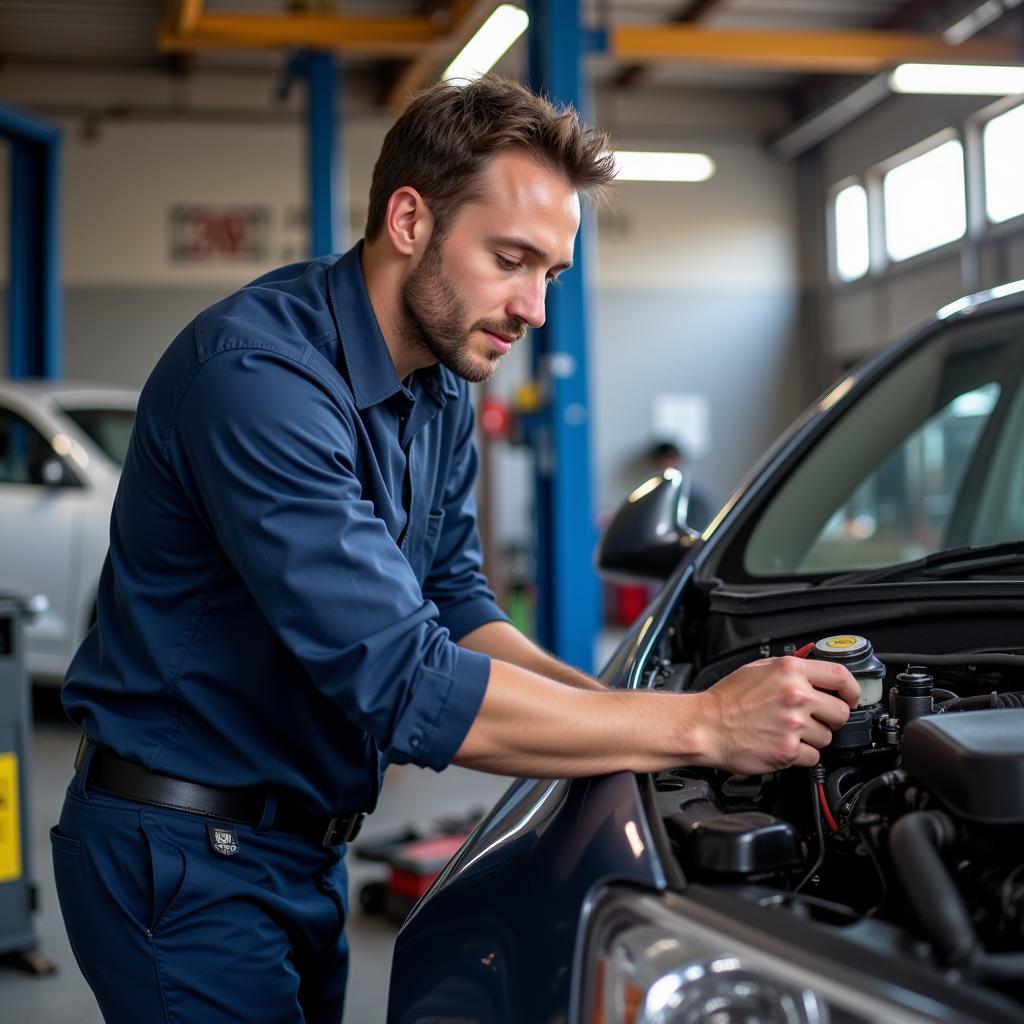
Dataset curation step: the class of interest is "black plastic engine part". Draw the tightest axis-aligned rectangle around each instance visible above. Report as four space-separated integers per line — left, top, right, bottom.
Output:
832 705 885 750
902 709 1024 823
889 666 935 726
665 807 803 878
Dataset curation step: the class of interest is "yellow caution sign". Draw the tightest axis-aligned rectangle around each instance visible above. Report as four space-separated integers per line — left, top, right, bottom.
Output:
0 751 22 883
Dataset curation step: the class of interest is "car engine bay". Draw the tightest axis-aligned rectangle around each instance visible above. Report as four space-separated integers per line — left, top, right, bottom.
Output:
647 630 1024 1009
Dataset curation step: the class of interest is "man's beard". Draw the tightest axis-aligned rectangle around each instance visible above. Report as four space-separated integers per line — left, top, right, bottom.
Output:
399 237 524 384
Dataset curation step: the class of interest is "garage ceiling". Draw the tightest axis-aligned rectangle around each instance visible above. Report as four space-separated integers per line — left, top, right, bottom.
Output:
0 0 1017 101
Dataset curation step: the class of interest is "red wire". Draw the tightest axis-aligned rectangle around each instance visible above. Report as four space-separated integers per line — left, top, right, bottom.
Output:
793 642 814 659
818 783 840 833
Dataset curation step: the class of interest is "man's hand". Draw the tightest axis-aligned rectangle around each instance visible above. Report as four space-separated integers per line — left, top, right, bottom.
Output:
688 656 860 775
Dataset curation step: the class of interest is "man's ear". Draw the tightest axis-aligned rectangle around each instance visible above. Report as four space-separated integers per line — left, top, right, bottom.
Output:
384 186 434 257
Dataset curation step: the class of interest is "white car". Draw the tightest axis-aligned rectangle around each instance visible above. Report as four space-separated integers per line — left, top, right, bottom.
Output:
0 380 137 683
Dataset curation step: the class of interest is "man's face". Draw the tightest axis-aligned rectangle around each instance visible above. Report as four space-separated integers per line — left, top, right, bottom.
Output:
400 150 581 383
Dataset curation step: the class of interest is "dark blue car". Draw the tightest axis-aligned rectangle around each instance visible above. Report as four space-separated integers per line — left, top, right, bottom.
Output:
389 281 1024 1024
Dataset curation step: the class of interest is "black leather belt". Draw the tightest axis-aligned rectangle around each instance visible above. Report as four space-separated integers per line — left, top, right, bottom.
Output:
76 740 365 847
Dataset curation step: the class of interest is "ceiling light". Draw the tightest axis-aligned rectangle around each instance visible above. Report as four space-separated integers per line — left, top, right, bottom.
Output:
613 151 715 183
442 4 529 83
890 63 1024 95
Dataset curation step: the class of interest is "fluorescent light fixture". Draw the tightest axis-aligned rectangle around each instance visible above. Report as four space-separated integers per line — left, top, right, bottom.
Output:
442 4 529 82
613 151 715 182
890 63 1024 95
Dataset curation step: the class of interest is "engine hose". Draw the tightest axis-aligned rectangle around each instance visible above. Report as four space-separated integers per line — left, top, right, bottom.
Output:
846 769 906 822
888 810 979 966
940 691 1024 711
824 766 864 822
969 951 1024 984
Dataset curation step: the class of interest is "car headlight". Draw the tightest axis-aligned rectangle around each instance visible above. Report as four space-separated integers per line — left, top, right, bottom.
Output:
576 887 959 1024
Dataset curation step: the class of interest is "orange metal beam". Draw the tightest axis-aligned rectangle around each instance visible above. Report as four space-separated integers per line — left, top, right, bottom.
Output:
176 0 205 37
159 12 441 57
611 26 1020 74
386 0 500 108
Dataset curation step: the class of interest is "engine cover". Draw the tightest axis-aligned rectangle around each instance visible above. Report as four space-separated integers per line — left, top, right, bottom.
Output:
902 710 1024 824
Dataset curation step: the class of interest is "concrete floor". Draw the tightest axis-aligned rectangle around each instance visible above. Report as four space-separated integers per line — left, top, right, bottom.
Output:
1 706 512 1024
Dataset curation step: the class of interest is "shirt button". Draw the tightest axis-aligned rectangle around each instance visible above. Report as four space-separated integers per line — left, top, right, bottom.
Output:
410 734 421 748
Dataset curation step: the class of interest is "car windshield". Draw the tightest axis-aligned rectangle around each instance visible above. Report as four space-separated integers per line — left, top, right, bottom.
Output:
741 308 1024 581
62 407 135 467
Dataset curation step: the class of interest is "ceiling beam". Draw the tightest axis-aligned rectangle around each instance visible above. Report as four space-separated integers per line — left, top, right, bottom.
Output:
159 12 1021 75
159 13 441 57
610 26 1020 73
386 0 500 108
174 0 205 36
617 0 726 89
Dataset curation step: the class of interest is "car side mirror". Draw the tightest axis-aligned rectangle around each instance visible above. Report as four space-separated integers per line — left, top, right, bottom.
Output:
597 470 700 581
35 456 80 489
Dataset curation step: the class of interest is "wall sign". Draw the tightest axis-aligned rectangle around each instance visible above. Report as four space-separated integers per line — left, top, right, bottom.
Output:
170 205 270 262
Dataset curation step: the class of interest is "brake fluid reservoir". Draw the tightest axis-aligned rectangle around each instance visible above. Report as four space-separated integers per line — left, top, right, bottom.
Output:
810 634 885 707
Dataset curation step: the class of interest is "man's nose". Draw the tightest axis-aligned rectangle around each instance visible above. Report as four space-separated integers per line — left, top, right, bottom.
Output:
507 277 546 330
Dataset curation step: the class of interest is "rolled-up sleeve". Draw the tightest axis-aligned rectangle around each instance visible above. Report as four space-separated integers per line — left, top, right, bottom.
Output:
422 384 510 641
167 345 489 771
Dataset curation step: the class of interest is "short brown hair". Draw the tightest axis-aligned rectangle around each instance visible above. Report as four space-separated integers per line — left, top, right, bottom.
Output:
365 75 615 243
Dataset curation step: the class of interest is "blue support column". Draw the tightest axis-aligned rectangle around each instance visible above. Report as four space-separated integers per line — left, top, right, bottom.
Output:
526 0 599 671
2 104 62 379
304 52 347 258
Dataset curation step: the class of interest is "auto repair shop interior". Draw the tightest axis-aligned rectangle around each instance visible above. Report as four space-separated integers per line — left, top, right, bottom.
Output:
3 2 1024 1023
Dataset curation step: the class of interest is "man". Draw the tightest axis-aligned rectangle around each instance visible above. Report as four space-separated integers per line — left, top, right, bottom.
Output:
52 76 858 1023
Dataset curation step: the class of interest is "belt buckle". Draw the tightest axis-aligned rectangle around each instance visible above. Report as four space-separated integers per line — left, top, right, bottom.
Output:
321 813 364 847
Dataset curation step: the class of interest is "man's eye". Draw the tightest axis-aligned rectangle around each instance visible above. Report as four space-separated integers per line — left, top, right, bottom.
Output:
496 255 521 271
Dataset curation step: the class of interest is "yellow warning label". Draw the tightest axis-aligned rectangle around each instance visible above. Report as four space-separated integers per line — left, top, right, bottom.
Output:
826 635 859 650
0 751 22 883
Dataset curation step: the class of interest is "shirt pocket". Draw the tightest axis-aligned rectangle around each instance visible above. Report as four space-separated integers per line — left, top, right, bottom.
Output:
407 509 446 583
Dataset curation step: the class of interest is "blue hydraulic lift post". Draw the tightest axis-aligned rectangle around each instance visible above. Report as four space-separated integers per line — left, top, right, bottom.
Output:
2 103 62 379
526 0 601 672
305 51 346 257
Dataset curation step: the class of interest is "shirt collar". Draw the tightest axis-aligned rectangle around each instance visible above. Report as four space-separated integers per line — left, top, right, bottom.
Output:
328 240 460 410
328 240 403 411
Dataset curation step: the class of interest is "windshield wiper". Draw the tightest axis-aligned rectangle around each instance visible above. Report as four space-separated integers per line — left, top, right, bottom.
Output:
824 540 1024 586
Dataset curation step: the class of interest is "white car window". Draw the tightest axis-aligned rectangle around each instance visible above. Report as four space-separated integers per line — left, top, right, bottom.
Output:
0 408 65 486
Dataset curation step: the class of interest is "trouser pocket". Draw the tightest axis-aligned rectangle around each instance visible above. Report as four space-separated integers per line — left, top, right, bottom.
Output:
139 811 193 937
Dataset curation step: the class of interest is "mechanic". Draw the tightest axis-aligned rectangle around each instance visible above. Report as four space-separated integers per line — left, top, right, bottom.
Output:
52 75 860 1024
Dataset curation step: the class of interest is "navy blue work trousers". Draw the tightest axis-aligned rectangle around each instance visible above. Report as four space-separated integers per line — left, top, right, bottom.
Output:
51 767 350 1023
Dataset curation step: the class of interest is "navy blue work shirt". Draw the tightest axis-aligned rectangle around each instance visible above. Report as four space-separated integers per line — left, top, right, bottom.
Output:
63 241 508 816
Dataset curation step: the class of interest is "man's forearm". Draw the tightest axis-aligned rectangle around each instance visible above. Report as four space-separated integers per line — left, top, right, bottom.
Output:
454 654 861 781
453 658 704 777
458 619 606 691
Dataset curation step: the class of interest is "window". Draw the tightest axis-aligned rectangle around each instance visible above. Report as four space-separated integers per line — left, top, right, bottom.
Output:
0 410 65 485
61 407 135 466
883 139 966 262
983 102 1024 224
796 383 999 573
833 183 870 282
738 311 1024 579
